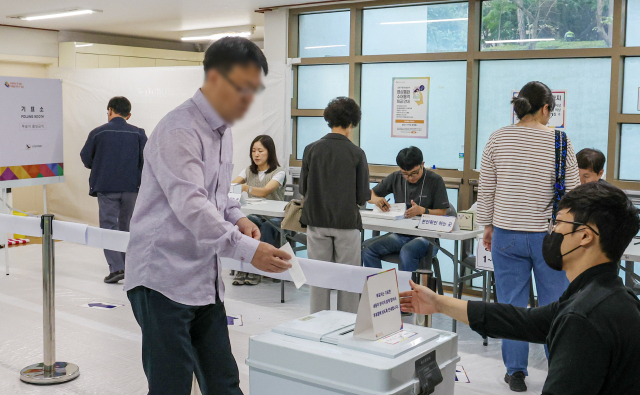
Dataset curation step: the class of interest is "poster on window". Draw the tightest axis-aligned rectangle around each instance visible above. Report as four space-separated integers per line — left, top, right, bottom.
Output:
511 90 566 129
391 77 429 139
0 77 64 187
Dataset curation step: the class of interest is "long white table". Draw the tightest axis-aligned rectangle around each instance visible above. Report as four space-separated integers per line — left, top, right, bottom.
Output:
240 200 483 331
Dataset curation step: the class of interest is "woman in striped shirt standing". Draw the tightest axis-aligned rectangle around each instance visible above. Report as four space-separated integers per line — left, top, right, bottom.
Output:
477 81 580 392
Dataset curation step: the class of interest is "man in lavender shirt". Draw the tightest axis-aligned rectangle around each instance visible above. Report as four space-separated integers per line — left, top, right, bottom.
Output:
124 37 291 395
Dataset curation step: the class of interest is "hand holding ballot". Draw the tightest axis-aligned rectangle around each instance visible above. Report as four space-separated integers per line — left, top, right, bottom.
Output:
251 243 292 273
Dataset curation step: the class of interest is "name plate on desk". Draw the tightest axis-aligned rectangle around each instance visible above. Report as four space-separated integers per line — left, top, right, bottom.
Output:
417 215 458 233
354 269 402 340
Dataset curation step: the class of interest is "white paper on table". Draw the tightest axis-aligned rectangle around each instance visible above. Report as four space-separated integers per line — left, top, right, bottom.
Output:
373 203 405 214
53 220 87 245
0 213 41 237
280 242 306 288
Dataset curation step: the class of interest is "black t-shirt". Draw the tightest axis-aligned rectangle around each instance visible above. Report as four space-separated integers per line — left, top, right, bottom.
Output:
372 170 449 211
468 263 640 395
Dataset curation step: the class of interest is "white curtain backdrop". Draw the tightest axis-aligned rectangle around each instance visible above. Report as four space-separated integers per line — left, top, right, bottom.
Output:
47 64 287 225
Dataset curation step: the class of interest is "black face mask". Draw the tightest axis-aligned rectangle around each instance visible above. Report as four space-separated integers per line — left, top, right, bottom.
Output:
542 231 583 271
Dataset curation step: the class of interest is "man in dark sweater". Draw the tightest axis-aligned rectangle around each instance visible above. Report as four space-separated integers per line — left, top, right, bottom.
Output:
81 96 147 283
400 181 640 395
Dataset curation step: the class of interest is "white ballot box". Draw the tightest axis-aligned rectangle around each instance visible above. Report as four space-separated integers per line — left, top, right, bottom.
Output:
246 311 459 395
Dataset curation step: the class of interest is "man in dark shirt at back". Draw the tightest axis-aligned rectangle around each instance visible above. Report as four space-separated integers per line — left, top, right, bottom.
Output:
400 181 640 395
81 96 147 284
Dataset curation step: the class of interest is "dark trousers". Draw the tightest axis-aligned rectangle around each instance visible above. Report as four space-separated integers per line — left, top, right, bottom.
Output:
128 286 243 395
98 192 137 273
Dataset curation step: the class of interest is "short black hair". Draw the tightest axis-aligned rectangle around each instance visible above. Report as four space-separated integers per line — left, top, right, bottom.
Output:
249 135 280 175
107 96 131 117
203 37 268 76
323 97 361 129
396 147 424 171
558 182 640 262
511 81 555 120
577 148 606 174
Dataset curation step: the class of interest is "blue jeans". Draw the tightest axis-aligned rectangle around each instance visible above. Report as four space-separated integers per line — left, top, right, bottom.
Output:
247 215 282 247
491 227 570 376
362 233 437 272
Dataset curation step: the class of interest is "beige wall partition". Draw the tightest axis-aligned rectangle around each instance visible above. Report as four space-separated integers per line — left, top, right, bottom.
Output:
288 0 640 211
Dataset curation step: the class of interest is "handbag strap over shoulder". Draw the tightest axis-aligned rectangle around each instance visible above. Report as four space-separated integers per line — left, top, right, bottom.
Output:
553 130 568 219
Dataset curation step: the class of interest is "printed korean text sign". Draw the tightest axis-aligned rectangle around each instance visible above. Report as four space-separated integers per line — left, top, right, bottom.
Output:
391 77 429 138
0 77 64 185
354 269 402 340
418 214 457 233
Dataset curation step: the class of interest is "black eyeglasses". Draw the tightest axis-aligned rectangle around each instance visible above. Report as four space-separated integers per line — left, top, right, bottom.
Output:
547 218 599 235
220 72 265 97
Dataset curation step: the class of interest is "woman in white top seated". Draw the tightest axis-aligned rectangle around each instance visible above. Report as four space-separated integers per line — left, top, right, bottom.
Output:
231 134 286 285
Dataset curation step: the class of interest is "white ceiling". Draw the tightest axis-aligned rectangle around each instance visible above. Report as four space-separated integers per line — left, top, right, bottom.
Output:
1 0 322 42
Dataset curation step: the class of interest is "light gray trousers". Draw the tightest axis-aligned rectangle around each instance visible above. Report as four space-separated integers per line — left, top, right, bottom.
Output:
307 226 361 314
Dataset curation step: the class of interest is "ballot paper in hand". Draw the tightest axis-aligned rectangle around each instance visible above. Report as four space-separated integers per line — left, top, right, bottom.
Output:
280 243 306 289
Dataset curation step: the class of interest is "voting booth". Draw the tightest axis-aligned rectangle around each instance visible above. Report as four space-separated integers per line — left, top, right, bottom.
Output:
247 310 459 395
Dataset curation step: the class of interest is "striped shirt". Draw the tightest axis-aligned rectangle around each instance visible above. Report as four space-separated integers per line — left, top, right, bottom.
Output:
477 126 580 232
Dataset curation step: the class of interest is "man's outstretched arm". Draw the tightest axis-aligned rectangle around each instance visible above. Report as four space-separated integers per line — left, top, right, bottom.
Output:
400 280 555 344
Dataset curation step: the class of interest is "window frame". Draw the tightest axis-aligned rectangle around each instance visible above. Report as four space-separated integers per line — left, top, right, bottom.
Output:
288 0 640 211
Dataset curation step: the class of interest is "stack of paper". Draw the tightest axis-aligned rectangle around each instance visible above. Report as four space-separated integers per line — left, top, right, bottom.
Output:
361 203 405 220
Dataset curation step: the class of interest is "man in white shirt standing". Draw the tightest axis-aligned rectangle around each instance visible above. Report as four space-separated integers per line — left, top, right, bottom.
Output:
124 37 291 395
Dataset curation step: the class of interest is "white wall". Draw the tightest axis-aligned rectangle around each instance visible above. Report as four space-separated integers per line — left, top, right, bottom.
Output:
0 26 58 58
263 9 293 168
45 66 286 225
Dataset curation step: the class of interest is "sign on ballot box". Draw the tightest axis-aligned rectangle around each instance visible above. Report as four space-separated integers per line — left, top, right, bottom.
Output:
476 238 493 271
418 214 459 233
354 269 402 340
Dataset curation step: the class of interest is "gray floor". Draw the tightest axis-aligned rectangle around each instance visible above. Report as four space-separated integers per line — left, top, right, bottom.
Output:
0 242 549 394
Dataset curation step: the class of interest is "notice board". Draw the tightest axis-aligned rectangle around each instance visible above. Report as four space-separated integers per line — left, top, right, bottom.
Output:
0 77 64 188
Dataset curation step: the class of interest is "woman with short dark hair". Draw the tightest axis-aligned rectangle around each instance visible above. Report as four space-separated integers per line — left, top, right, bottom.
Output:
231 134 285 285
300 97 371 314
477 81 580 392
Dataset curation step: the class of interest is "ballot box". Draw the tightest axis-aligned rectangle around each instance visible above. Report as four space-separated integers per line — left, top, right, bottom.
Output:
246 311 459 395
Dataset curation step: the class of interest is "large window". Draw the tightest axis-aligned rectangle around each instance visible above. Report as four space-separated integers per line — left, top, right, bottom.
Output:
296 117 328 159
291 0 640 239
360 61 467 169
476 58 611 166
362 3 468 55
623 58 640 115
620 124 640 181
481 0 614 51
297 64 350 109
628 0 640 47
299 11 351 58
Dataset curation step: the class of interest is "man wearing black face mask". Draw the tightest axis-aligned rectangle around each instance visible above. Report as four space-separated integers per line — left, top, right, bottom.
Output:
400 182 640 395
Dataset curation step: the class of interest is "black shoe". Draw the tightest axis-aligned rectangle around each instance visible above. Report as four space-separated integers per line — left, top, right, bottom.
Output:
504 372 527 392
104 270 124 284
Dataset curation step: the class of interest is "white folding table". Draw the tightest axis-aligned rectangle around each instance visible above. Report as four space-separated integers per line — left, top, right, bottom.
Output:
240 201 484 331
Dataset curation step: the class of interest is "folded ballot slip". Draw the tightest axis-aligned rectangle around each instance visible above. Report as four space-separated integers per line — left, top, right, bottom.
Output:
280 242 306 289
